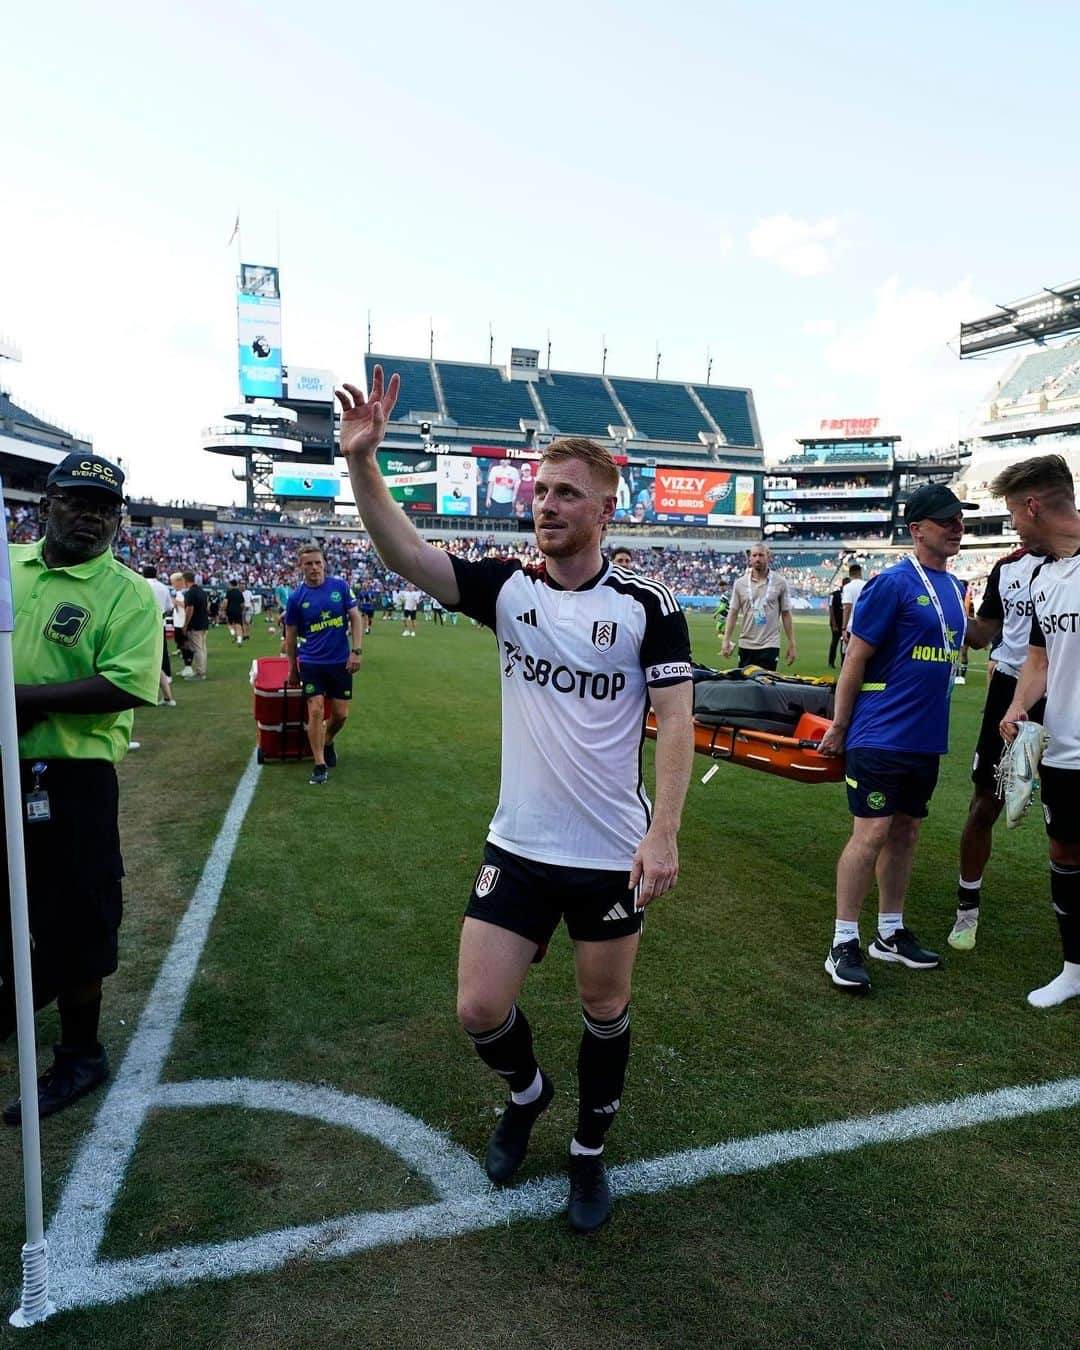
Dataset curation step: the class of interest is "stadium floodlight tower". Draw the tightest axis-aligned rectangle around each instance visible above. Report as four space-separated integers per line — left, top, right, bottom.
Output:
959 279 1080 357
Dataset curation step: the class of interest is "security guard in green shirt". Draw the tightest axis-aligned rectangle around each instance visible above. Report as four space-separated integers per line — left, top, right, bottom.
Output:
1 452 160 1124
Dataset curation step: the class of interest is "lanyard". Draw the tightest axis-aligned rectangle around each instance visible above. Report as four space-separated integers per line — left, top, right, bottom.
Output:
907 556 965 656
745 569 777 616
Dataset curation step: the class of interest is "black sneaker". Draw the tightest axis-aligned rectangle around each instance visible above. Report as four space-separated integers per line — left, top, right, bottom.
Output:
323 743 337 769
308 764 329 786
825 938 871 991
567 1151 611 1234
869 927 941 970
3 1043 109 1125
484 1071 554 1185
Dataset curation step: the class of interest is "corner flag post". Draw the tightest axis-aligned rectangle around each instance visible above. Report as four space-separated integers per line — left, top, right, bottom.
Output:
0 480 55 1326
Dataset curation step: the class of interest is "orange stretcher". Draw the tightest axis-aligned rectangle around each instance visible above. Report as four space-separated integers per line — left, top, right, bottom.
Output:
645 709 844 784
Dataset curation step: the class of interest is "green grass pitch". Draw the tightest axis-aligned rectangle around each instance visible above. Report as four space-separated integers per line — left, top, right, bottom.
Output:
1 610 1076 1348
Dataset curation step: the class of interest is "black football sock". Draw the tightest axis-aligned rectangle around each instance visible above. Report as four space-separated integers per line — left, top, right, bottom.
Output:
1050 862 1080 963
574 1004 630 1150
465 1004 538 1095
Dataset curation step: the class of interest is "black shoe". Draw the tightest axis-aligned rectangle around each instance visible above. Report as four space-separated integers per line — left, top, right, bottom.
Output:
3 1043 109 1125
567 1151 611 1234
869 927 941 969
484 1071 554 1185
825 938 871 991
323 743 337 769
309 764 329 786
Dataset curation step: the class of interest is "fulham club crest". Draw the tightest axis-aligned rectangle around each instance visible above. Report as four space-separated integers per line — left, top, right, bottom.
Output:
474 865 500 898
591 619 618 652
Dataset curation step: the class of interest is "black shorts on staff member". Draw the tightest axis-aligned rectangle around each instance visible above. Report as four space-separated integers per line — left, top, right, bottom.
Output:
298 662 354 701
0 760 124 1018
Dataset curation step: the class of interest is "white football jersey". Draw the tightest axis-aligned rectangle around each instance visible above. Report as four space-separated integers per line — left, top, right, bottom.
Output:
978 547 1045 672
450 557 693 869
1029 551 1080 769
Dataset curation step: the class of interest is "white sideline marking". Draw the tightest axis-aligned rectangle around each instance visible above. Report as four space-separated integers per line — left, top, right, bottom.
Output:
38 748 1080 1314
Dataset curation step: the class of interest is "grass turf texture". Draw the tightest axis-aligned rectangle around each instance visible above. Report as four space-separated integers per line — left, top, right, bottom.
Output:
2 612 1077 1348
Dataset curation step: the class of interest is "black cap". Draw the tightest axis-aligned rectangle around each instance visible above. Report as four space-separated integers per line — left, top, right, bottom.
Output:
903 482 976 524
45 453 125 500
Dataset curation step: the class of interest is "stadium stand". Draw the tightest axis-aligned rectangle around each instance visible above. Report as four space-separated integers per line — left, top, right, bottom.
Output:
994 341 1080 406
535 371 622 438
691 384 758 448
366 356 441 419
435 361 537 430
608 378 712 444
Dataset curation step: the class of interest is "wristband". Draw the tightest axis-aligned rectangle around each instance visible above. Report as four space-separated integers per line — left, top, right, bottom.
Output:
351 647 362 655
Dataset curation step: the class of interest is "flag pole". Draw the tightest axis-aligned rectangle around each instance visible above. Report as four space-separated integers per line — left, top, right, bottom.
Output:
0 484 54 1326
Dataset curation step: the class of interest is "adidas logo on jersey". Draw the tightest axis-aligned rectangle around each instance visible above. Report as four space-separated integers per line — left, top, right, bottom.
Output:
515 609 538 626
602 902 630 922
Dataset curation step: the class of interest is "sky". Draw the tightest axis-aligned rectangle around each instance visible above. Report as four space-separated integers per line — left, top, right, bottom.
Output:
2 0 1077 505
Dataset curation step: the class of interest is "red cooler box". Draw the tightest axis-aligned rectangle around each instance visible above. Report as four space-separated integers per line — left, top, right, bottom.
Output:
252 656 311 763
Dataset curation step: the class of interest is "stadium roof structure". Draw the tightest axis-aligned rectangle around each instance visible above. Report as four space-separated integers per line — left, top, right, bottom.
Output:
1 388 93 495
971 337 1080 442
364 353 763 466
959 280 1080 357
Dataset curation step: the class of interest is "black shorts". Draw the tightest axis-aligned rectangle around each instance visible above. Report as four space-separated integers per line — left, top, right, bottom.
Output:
971 670 1047 789
1039 765 1080 843
465 842 643 949
739 645 779 671
161 630 172 678
845 747 941 819
0 760 124 1008
225 608 244 624
299 663 353 701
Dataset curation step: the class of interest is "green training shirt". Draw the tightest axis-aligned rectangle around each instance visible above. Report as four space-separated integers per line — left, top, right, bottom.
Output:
10 539 162 763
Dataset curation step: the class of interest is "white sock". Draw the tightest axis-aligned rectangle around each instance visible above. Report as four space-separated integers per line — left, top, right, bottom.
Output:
1027 962 1080 1009
877 912 903 939
570 1138 603 1157
833 919 859 947
511 1068 543 1106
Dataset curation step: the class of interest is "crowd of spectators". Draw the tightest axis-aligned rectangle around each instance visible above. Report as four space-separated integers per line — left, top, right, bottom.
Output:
3 506 961 605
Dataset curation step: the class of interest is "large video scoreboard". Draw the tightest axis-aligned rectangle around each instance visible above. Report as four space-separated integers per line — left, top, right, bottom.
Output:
372 447 760 527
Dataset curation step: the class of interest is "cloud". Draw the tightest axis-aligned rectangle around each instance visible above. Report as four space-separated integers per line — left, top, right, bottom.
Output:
748 216 842 277
803 318 836 337
822 276 1004 447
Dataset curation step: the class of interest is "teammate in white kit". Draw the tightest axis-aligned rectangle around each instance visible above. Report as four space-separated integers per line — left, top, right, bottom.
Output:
339 366 695 1231
995 455 1080 1008
950 546 1046 950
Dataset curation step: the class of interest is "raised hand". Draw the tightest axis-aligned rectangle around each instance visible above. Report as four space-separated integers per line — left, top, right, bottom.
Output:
336 364 400 460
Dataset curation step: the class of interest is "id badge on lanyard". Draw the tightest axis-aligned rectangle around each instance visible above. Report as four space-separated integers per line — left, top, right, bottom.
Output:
25 761 50 825
908 557 964 692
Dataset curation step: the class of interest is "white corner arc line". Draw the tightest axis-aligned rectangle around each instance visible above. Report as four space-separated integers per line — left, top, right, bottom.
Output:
51 1075 1080 1311
47 749 264 1287
36 745 1080 1316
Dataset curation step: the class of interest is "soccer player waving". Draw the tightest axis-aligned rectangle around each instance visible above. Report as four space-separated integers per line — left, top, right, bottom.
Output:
338 366 694 1232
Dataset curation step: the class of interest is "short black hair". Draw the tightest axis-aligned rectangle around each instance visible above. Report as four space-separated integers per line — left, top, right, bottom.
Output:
141 565 157 579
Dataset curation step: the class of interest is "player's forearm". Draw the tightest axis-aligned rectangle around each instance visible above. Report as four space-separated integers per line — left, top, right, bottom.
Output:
782 611 795 644
1013 648 1048 712
349 611 363 648
964 616 999 651
829 650 870 730
285 628 298 667
650 698 694 834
